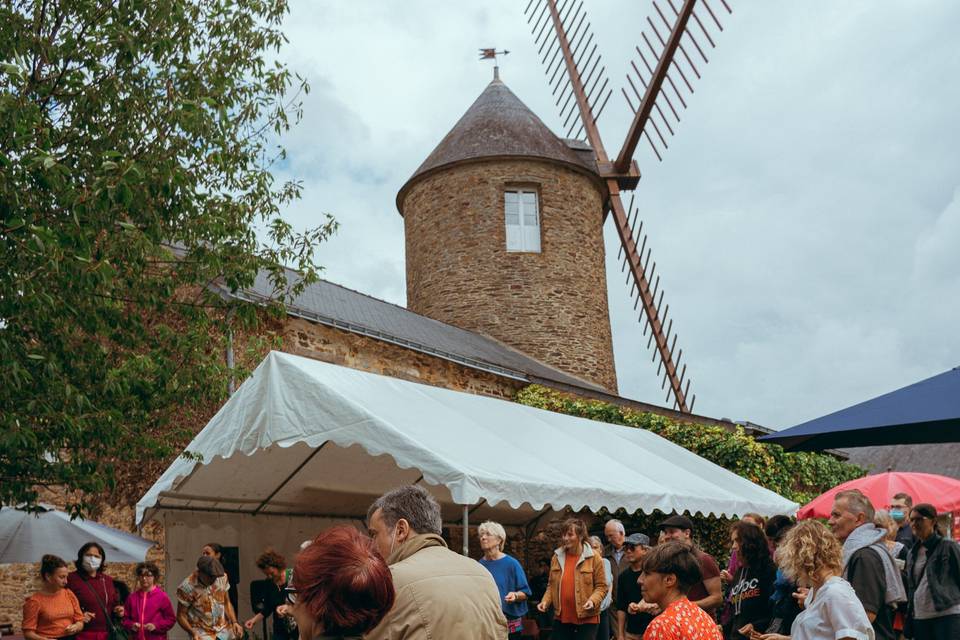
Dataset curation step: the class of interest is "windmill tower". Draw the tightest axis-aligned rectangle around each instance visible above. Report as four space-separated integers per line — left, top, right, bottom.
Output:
397 71 618 393
399 0 732 409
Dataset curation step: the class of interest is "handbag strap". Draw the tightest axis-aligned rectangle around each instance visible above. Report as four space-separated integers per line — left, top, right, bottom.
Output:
79 575 121 632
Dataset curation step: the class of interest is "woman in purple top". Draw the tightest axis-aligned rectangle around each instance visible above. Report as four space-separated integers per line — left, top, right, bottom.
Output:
67 542 124 640
123 562 176 640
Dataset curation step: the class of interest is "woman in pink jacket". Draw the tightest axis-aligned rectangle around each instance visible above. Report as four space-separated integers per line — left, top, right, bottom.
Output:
123 562 176 640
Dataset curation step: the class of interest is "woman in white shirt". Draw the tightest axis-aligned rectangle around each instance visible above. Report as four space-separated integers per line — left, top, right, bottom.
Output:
756 520 874 640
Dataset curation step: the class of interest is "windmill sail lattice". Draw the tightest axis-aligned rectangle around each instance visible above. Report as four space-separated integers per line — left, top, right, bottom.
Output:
523 0 732 412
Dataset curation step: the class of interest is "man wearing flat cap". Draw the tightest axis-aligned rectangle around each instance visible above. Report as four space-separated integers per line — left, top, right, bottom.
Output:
658 514 723 618
176 556 243 640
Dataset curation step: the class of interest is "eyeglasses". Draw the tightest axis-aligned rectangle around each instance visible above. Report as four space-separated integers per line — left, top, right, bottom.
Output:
284 585 297 605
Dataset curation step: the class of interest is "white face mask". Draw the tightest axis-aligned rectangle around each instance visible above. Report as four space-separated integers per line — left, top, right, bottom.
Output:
83 555 102 572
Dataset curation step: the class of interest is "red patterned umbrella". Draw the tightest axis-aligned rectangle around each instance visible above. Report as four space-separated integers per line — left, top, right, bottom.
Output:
798 471 960 519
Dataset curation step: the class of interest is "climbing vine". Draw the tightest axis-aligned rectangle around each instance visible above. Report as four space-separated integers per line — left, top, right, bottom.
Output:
514 385 865 559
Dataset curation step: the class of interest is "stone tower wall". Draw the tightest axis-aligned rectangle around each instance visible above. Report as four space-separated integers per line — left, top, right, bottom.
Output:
403 158 618 392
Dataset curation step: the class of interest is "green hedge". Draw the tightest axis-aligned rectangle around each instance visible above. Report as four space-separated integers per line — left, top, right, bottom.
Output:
514 385 865 559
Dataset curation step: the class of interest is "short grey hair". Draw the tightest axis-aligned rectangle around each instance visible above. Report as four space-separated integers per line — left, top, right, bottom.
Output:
588 535 604 549
367 485 442 535
605 519 625 533
835 489 876 522
478 521 507 551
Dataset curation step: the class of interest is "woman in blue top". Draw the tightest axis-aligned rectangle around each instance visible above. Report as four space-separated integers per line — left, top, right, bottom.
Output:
477 520 532 640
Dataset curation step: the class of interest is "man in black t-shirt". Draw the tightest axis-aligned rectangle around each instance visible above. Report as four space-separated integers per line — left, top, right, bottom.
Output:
615 533 656 640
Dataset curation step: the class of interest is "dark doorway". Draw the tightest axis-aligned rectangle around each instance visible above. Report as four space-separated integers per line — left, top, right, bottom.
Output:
221 546 240 614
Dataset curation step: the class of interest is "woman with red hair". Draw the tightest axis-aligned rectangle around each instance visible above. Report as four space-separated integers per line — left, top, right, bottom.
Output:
289 526 395 639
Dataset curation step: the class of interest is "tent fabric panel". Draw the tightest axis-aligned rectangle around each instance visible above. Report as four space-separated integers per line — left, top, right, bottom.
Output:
762 367 960 450
764 419 960 451
138 352 797 525
0 507 154 563
262 352 795 515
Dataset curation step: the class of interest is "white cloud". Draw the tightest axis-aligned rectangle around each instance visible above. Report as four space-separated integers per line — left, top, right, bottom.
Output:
268 1 960 428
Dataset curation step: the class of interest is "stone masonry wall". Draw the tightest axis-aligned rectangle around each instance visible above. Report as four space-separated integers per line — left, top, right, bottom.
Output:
403 159 618 393
281 318 524 399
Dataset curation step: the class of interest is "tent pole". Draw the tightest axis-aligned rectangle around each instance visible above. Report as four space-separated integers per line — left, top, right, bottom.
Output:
225 308 236 395
462 505 469 556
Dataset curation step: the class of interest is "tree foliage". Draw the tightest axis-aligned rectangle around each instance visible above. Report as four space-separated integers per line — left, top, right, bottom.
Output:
0 0 336 514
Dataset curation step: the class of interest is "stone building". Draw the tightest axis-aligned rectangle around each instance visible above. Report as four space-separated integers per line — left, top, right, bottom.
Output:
1 74 733 630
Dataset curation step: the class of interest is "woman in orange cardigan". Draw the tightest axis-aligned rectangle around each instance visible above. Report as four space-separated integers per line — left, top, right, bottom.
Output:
23 555 86 640
537 518 608 640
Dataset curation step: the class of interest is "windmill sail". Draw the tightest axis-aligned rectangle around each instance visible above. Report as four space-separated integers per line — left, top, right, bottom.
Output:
523 0 733 412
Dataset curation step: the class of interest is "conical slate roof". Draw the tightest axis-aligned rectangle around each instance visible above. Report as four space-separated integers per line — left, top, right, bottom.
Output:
397 76 597 212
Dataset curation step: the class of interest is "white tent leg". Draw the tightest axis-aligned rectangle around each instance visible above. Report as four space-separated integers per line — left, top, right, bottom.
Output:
462 504 469 556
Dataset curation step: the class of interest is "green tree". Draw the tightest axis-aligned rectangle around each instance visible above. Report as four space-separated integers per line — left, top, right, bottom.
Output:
0 0 336 514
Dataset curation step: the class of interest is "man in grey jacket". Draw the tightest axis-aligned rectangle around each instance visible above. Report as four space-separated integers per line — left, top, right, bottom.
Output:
829 489 906 640
365 485 508 640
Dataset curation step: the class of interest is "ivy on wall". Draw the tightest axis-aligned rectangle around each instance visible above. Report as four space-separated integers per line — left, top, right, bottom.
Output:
514 385 865 559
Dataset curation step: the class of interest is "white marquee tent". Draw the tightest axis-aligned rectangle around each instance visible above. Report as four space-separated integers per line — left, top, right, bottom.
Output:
138 351 796 626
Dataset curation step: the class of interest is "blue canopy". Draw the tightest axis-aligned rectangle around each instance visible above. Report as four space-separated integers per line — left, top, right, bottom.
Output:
760 366 960 451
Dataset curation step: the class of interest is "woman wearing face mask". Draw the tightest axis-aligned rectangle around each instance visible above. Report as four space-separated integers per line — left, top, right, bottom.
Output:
67 542 124 640
122 562 176 640
23 555 86 640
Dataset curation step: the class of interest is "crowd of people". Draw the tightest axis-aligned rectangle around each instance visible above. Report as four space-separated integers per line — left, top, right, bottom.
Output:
586 491 960 640
20 487 960 640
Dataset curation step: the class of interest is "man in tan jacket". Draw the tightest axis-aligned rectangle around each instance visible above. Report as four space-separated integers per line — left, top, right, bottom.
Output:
365 485 508 640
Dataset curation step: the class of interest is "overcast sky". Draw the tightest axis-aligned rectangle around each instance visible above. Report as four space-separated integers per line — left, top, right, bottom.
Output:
269 1 960 430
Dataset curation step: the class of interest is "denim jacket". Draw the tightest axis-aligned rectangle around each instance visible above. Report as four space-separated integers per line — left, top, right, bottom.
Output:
905 534 960 613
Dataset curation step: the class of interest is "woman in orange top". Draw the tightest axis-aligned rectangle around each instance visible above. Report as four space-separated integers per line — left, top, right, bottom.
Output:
23 555 86 640
639 542 722 640
537 518 608 640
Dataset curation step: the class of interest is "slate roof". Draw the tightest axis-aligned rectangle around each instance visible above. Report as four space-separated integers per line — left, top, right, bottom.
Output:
217 268 605 391
397 77 598 212
840 443 960 479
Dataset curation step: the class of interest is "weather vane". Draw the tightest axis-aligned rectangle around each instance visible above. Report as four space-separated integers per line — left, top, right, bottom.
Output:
479 48 510 80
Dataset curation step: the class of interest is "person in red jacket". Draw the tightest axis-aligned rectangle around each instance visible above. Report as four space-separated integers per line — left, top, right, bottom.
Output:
67 542 124 640
123 562 177 640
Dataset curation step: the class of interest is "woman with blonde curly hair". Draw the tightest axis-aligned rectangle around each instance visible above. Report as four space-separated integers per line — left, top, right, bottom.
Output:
757 520 874 640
